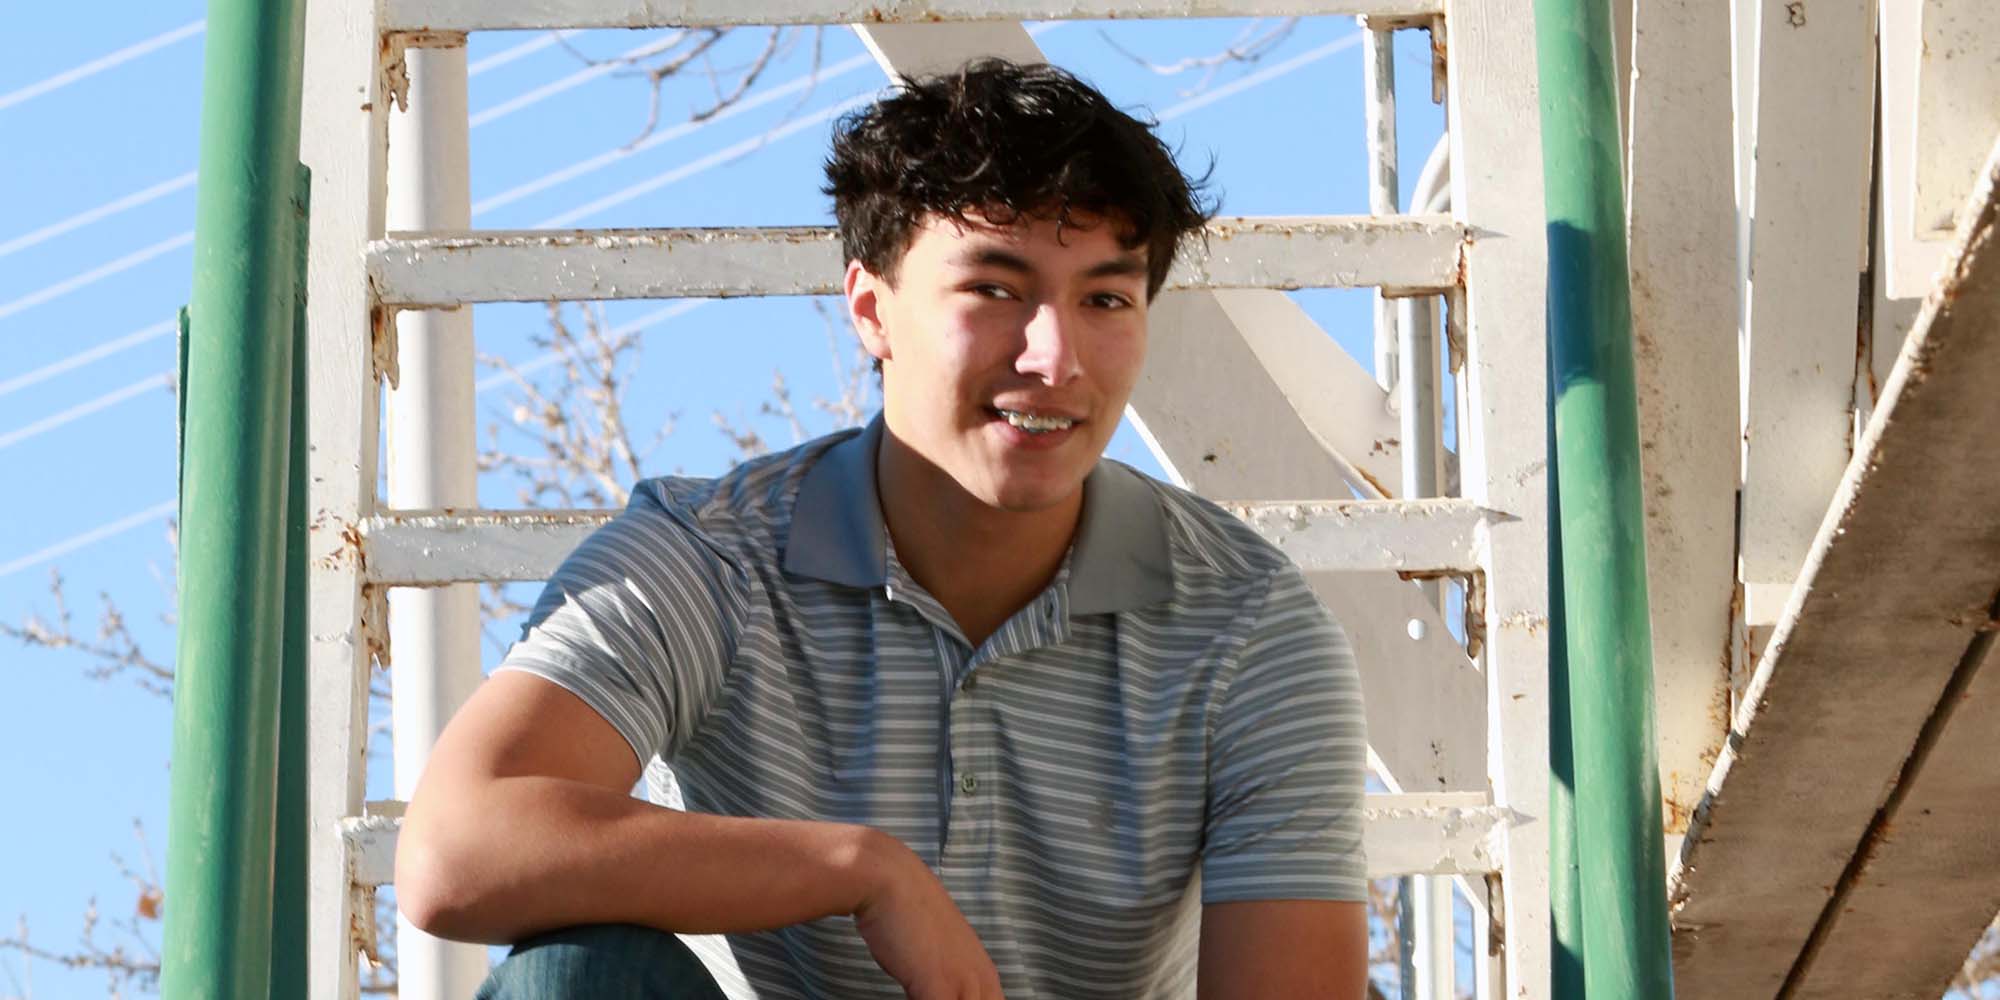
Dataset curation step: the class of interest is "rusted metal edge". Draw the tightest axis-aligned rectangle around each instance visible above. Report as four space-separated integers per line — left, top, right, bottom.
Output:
364 216 1469 307
381 0 1447 34
363 499 1507 585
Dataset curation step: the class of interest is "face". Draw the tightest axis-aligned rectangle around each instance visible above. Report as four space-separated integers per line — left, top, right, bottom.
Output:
845 210 1151 514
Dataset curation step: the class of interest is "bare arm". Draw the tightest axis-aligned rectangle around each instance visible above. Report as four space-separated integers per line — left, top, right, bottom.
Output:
395 670 908 944
1197 900 1370 1000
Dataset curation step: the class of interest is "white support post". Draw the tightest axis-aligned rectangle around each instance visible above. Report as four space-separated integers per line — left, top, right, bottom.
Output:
1876 0 1953 298
1735 0 1875 643
1624 0 1738 865
1910 0 2000 238
1412 875 1455 998
1363 23 1400 390
384 41 490 1000
299 0 391 996
1445 0 1553 995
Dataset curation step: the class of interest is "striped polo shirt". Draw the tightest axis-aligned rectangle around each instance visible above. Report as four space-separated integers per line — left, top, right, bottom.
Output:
497 416 1367 999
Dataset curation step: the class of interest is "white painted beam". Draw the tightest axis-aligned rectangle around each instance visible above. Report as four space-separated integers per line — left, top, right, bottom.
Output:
1134 255 1486 801
361 499 1497 585
1734 0 1875 633
1208 290 1406 498
300 0 391 997
382 0 1444 33
1673 140 2000 1000
1624 0 1738 854
366 217 1466 307
853 21 1047 76
1137 289 1403 500
1912 0 2000 237
1221 499 1495 573
346 792 1515 887
1877 0 1953 298
1445 0 1554 990
1787 618 2000 997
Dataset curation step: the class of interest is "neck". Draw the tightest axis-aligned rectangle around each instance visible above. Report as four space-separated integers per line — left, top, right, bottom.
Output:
875 429 1082 646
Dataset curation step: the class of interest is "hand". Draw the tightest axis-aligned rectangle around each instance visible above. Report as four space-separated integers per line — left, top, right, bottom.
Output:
850 831 1004 1000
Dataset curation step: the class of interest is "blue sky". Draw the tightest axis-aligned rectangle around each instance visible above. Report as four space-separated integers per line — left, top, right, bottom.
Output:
0 7 1442 994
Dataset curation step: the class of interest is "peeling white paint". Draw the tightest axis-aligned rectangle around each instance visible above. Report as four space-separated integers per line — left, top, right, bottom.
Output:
363 499 1498 585
346 792 1513 889
384 0 1445 33
364 217 1466 308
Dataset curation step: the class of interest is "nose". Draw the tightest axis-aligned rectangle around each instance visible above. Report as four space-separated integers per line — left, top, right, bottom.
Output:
1016 303 1083 386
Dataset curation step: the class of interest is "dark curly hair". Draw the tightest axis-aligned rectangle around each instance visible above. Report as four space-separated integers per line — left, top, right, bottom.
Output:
824 58 1215 299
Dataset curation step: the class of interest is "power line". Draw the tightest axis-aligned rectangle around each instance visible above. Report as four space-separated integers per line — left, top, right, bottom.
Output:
468 32 688 128
0 30 853 384
0 30 580 287
0 172 197 261
1156 33 1363 124
0 27 1347 447
0 20 205 113
0 500 176 579
0 231 192 324
474 49 877 216
0 319 173 401
466 29 584 76
1 303 715 580
0 372 171 453
0 31 710 331
535 92 875 227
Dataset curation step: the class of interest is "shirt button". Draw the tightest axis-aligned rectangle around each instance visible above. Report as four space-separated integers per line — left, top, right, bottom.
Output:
960 771 978 795
961 673 978 692
1043 599 1059 623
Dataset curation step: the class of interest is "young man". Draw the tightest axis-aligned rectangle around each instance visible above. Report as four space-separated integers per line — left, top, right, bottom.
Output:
397 59 1369 999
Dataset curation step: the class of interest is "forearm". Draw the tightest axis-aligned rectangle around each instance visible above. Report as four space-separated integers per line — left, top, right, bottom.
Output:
397 774 899 944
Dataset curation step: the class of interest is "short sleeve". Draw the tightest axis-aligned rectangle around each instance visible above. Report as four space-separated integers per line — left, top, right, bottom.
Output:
1201 563 1369 904
494 483 745 769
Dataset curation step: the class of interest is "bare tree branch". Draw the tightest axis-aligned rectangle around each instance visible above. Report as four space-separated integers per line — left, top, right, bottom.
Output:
2 571 174 699
1097 17 1300 96
552 27 822 148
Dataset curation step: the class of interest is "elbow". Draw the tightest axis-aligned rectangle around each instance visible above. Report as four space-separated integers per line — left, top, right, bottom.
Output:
395 811 490 942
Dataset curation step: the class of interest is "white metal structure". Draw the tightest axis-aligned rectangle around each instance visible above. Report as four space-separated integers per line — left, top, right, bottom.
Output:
300 3 1551 999
382 43 493 999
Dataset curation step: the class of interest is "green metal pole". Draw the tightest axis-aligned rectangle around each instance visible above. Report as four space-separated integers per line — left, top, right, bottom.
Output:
1548 396 1588 996
161 0 308 994
268 164 314 1000
1532 0 1676 997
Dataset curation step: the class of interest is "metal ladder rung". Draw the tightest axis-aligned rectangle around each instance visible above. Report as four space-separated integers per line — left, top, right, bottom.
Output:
365 217 1467 308
383 0 1445 34
342 791 1508 888
359 498 1497 585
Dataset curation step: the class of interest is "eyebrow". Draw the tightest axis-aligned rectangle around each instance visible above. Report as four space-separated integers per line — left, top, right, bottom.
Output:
950 246 1149 281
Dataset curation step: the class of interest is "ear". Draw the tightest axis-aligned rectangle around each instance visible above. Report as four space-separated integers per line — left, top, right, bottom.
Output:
844 259 893 366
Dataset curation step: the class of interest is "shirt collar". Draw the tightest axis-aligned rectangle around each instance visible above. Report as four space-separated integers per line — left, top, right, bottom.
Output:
781 413 1173 614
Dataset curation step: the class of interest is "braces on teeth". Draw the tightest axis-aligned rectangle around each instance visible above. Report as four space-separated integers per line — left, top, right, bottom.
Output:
1000 410 1075 433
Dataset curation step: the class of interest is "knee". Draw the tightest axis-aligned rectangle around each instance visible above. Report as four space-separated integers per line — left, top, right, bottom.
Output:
477 924 726 1000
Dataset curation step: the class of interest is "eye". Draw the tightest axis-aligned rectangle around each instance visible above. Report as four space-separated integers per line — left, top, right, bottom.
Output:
967 282 1019 301
1086 291 1135 310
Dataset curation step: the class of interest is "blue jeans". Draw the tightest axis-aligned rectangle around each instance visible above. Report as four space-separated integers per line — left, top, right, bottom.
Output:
476 924 731 999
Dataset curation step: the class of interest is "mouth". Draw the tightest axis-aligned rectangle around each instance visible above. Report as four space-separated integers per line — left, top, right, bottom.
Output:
990 407 1080 435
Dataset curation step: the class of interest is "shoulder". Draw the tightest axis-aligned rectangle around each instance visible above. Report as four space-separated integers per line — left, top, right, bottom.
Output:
1120 466 1295 590
625 427 860 557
